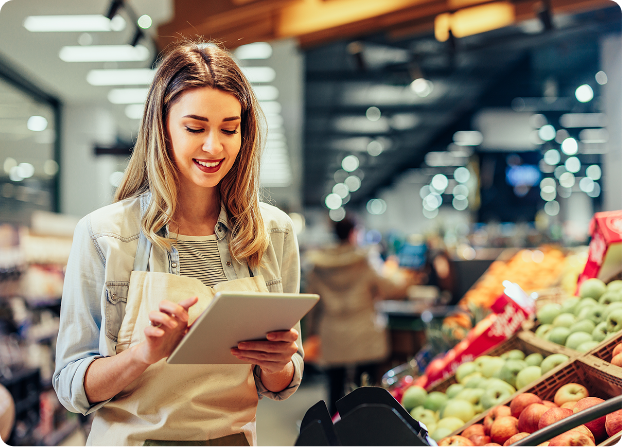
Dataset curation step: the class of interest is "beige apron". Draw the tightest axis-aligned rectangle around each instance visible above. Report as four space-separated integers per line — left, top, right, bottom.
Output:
87 271 270 446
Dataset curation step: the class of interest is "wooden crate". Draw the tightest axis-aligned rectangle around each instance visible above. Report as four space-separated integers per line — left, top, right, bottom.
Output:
586 331 622 371
449 356 622 446
426 330 578 393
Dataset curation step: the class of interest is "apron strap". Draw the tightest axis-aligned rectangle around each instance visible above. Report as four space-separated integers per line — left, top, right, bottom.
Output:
133 230 152 272
248 266 254 277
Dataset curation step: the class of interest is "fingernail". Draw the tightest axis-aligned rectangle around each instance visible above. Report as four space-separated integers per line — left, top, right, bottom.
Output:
267 334 276 340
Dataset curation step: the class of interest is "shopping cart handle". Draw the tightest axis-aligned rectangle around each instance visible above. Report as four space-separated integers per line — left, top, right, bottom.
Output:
512 394 622 446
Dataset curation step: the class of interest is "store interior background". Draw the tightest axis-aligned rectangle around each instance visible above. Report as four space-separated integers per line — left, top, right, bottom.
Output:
0 0 621 445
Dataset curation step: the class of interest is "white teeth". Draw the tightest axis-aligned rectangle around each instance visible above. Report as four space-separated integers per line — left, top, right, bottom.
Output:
196 160 220 168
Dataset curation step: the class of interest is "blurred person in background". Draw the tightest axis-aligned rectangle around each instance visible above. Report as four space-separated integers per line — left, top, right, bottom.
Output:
53 42 303 446
305 216 411 416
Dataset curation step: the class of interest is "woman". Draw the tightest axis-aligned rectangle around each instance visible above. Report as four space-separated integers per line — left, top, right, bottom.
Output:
53 42 303 446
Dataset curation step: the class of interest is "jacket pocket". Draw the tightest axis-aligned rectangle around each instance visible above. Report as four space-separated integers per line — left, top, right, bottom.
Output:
105 281 128 343
265 277 283 293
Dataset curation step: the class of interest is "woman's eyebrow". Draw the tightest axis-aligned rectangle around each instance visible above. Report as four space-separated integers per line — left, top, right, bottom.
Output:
182 114 241 122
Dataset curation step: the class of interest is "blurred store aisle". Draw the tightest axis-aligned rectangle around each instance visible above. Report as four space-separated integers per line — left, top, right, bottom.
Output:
58 376 327 446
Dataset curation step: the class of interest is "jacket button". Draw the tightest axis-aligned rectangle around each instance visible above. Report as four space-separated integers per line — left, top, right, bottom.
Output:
226 261 232 266
172 262 177 268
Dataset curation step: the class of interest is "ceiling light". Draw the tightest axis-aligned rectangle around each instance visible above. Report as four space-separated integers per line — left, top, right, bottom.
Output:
452 197 468 210
431 174 448 192
423 208 438 219
27 116 47 131
390 113 419 130
333 183 349 198
367 199 387 215
24 14 126 32
44 160 59 176
366 107 381 122
60 45 149 62
367 140 383 156
540 177 556 190
423 194 442 210
579 177 594 193
561 138 578 155
260 101 281 114
559 172 575 188
241 67 276 83
543 149 560 165
530 114 547 128
9 166 23 182
3 157 16 174
108 88 148 104
253 85 279 101
78 33 93 45
538 124 556 142
235 42 272 60
559 113 606 128
565 157 581 173
109 171 124 187
579 129 608 144
453 184 469 199
595 71 608 85
435 2 515 41
575 84 594 103
329 208 346 222
125 104 143 119
540 188 556 201
137 15 152 29
17 163 34 179
555 129 569 144
325 193 342 210
410 78 434 97
544 200 560 216
341 155 359 172
87 68 156 86
587 183 601 198
344 175 361 192
453 130 483 146
586 165 601 180
454 167 470 183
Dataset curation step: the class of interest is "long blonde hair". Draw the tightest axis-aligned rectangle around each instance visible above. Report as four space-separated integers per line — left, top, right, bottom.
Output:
114 42 269 269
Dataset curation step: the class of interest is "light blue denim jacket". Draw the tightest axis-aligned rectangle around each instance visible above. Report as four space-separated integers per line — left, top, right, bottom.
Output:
53 192 304 415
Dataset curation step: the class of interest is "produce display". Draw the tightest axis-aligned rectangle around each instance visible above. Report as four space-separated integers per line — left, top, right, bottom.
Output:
534 279 622 352
447 383 622 446
400 349 571 442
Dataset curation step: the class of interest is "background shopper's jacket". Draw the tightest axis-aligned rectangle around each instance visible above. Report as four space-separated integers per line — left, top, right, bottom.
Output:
305 243 404 366
53 192 303 416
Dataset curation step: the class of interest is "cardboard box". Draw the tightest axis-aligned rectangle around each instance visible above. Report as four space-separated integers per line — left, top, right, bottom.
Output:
577 210 622 294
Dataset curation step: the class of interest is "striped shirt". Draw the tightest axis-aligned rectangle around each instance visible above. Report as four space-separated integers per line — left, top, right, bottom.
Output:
170 233 228 287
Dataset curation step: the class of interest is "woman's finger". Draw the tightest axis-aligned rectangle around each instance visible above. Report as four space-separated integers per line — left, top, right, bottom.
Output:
148 310 178 329
179 296 199 310
266 329 298 342
145 325 165 337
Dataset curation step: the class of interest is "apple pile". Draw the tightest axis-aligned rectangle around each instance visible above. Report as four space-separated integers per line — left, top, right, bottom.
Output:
401 350 570 442
535 279 622 352
444 383 622 446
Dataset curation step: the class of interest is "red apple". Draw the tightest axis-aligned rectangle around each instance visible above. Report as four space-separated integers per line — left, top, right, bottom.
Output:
612 343 622 358
571 425 595 444
561 402 577 410
612 353 622 368
542 400 557 408
463 424 486 439
510 393 543 418
439 435 474 446
483 444 502 446
538 443 549 446
484 406 512 435
538 407 573 430
605 409 622 437
573 397 606 441
554 383 589 406
548 430 595 446
503 432 529 446
518 404 549 433
490 416 519 445
469 435 492 446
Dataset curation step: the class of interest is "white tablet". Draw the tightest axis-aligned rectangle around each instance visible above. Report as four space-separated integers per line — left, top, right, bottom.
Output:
166 291 319 365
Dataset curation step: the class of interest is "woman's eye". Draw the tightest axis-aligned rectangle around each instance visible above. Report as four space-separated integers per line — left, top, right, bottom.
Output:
185 127 203 134
222 129 239 135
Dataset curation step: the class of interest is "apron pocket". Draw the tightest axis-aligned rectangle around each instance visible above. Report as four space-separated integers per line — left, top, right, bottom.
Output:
264 277 283 293
105 281 129 343
143 433 249 446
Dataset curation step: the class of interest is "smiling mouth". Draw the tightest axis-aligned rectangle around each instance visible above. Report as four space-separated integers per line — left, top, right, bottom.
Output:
194 159 223 168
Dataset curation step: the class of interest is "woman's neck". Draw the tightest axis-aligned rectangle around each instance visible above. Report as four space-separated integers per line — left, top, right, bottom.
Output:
172 186 221 236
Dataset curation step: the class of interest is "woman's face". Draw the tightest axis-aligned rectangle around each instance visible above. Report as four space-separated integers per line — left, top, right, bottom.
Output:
166 87 242 192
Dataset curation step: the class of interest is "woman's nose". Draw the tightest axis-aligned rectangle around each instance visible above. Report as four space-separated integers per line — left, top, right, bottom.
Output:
202 131 223 154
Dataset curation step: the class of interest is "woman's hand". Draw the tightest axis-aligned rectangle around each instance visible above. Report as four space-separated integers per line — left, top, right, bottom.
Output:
136 296 199 366
231 328 299 374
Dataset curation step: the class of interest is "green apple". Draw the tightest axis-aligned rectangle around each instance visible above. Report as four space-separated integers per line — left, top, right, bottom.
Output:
540 353 569 374
411 406 439 423
576 340 600 353
445 383 464 399
599 291 622 306
606 309 622 333
402 386 427 411
592 321 608 342
430 427 453 442
606 302 622 318
569 319 596 334
552 313 577 328
524 352 543 367
487 378 516 394
561 297 580 314
455 388 485 407
480 357 506 378
441 400 475 423
497 359 527 388
480 385 513 409
574 297 598 316
580 278 607 300
585 304 607 324
547 326 571 345
516 365 542 389
607 280 622 292
464 377 488 389
537 303 562 324
565 331 593 350
424 391 449 412
501 349 525 360
474 355 494 371
461 372 483 386
535 324 553 339
455 362 478 383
